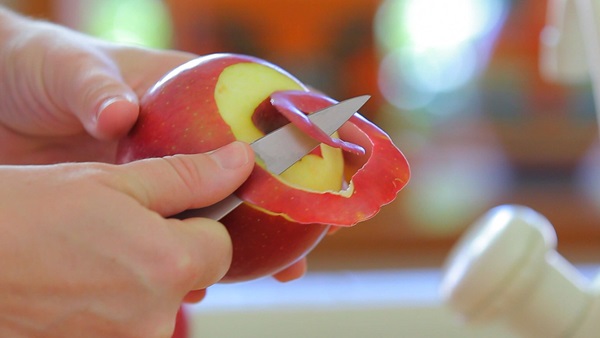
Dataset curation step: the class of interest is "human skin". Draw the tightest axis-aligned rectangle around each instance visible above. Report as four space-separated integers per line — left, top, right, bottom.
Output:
0 142 253 337
0 6 305 337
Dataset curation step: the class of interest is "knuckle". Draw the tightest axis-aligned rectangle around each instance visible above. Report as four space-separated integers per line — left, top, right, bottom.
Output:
162 155 205 199
147 243 196 288
55 162 114 185
79 163 120 188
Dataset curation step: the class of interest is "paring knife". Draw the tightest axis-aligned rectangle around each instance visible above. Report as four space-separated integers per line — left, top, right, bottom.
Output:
176 94 370 220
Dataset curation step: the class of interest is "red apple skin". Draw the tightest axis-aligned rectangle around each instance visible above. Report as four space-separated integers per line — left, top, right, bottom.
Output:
117 55 241 159
221 204 329 282
117 53 333 283
171 307 188 338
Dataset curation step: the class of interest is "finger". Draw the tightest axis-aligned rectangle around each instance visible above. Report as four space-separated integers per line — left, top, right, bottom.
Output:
94 48 196 139
48 45 140 141
183 289 207 304
94 96 139 140
170 217 232 291
119 141 254 216
69 68 139 141
272 258 307 283
108 46 197 97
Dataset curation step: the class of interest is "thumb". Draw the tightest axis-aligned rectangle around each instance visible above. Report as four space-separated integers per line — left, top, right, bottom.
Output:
51 47 140 141
118 141 255 217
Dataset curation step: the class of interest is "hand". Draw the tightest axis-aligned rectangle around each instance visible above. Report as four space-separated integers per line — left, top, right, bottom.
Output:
0 7 309 316
0 7 195 164
0 142 254 338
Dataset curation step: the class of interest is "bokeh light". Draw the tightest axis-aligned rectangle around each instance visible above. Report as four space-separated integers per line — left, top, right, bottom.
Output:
373 0 512 235
375 0 508 112
84 0 173 49
400 146 512 236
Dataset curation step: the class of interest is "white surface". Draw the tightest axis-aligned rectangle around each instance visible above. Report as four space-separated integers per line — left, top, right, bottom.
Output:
183 218 600 338
186 266 599 338
186 269 518 338
193 269 440 312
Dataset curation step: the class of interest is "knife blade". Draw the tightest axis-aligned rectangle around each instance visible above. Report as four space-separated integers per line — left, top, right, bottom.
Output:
176 95 370 220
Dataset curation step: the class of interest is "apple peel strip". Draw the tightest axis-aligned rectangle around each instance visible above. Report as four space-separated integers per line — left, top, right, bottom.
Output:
270 90 365 156
238 91 411 227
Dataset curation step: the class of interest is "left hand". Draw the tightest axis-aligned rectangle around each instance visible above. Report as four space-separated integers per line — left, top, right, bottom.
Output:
0 8 310 295
0 7 195 165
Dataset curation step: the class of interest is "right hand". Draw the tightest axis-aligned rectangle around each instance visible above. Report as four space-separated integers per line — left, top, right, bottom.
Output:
0 141 254 338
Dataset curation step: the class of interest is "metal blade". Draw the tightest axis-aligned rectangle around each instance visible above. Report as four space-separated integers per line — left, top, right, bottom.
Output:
175 95 370 220
251 95 370 174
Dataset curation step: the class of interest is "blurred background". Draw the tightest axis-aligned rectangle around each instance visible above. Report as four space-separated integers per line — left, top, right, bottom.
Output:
6 0 600 336
6 0 600 278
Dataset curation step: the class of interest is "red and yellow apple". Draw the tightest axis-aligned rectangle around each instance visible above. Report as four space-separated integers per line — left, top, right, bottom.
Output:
116 53 410 283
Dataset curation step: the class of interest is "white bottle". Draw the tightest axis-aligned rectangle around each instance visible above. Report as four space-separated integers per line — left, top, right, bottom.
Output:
440 205 600 338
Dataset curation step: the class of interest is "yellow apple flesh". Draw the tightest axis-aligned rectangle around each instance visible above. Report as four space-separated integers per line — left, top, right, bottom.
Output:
117 54 344 282
117 53 410 283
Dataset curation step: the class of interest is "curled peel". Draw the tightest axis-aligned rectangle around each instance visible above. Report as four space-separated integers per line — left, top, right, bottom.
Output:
270 90 365 155
238 90 410 226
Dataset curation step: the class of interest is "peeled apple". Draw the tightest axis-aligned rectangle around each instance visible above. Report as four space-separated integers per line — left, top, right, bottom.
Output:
116 53 410 282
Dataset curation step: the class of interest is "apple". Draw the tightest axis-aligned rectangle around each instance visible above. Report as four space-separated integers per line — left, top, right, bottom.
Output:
116 53 410 283
171 307 188 338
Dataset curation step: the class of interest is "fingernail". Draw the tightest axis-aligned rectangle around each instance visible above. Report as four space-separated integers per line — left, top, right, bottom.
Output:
97 94 138 119
211 141 250 169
